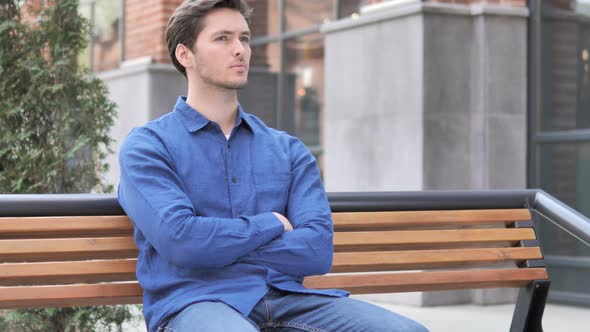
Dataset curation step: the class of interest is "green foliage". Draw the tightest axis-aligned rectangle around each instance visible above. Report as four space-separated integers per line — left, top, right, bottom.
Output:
0 1 136 330
1 306 134 332
0 0 116 194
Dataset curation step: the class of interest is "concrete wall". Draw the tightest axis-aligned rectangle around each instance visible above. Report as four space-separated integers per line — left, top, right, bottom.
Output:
323 11 424 191
323 2 529 305
98 59 187 188
323 2 528 194
422 10 528 191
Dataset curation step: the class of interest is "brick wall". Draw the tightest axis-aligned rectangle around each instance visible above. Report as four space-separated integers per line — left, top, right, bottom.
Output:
125 0 183 63
20 0 49 25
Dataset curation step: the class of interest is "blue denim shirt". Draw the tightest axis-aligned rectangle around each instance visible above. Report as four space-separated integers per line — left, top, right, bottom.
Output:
118 97 348 332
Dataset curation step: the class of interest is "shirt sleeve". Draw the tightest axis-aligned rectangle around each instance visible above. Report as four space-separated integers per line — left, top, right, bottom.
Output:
237 136 334 277
118 128 284 269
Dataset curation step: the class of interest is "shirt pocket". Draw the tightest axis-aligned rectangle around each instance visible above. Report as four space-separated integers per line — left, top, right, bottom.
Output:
253 171 292 214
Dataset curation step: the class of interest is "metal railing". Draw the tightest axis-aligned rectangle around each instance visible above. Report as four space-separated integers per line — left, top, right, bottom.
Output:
329 190 590 247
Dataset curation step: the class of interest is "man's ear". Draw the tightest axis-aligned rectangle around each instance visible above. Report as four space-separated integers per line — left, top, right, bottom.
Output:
175 44 193 69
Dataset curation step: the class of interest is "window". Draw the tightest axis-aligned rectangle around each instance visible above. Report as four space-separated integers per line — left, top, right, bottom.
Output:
78 0 123 72
246 0 361 164
529 0 590 305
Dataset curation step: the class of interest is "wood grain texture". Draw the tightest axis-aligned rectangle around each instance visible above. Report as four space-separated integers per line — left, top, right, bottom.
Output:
0 282 142 309
334 228 537 251
0 216 132 239
0 237 138 262
332 209 531 231
0 259 137 286
304 268 549 294
331 247 543 272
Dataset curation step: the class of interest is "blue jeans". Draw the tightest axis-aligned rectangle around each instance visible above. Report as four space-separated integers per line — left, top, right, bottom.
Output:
160 288 429 332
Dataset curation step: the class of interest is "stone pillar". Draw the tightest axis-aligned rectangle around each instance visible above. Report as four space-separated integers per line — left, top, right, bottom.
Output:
322 0 528 305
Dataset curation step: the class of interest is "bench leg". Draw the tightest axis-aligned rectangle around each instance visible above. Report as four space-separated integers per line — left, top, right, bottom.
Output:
510 280 550 332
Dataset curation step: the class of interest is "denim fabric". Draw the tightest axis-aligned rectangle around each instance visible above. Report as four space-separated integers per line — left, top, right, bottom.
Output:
161 289 429 332
158 301 258 332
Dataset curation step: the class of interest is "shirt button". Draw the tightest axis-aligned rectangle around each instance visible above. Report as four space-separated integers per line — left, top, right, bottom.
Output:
232 176 238 183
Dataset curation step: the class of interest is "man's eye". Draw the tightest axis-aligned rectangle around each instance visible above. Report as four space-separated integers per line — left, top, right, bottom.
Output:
216 36 228 41
240 37 250 43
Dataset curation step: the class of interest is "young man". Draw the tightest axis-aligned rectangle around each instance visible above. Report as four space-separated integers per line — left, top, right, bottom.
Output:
118 1 429 331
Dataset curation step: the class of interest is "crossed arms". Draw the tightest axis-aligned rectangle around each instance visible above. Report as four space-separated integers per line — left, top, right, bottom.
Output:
118 129 334 278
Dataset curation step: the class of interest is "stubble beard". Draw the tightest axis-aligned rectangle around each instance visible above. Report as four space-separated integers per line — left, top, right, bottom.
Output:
219 78 248 90
196 61 249 91
198 72 248 92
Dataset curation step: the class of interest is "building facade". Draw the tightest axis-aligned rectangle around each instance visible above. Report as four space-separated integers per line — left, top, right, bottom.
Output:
78 0 589 306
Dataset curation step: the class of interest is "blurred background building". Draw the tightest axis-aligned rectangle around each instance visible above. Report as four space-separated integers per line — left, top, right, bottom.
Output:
72 0 589 307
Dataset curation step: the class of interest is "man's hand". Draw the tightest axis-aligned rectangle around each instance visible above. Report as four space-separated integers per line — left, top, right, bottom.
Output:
273 212 293 232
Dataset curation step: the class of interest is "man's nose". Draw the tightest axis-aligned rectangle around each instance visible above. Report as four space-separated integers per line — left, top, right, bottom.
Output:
232 38 245 56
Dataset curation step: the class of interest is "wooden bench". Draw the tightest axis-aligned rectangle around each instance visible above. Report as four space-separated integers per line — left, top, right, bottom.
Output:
0 192 551 331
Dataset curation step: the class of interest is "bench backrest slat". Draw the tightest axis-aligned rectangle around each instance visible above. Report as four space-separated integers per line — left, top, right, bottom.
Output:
0 237 138 262
0 283 142 309
0 216 133 239
0 259 137 286
334 228 536 251
0 209 532 236
333 209 532 231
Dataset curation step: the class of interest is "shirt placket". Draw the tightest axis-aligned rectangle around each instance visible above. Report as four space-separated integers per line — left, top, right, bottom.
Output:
226 128 243 218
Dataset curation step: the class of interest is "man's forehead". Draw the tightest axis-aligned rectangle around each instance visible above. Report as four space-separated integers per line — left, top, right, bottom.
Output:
201 9 249 34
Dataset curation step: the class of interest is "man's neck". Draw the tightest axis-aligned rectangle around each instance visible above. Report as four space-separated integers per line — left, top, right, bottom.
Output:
186 80 239 136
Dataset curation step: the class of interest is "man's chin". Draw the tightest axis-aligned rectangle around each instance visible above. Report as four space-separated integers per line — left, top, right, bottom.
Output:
222 80 248 90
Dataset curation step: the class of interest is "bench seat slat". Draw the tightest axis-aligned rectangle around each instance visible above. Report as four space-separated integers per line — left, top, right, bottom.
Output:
331 247 543 273
333 209 532 231
0 237 138 262
0 283 142 309
334 228 536 251
0 259 137 286
0 268 549 309
304 268 549 294
0 216 133 238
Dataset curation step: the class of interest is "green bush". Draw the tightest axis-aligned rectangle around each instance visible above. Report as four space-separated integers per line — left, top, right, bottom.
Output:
1 307 134 332
0 0 115 193
0 1 136 331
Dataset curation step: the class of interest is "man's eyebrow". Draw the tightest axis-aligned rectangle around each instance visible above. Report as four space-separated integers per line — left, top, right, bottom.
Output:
213 30 251 36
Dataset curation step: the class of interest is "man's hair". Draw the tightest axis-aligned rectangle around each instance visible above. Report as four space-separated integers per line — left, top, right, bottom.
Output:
166 0 253 78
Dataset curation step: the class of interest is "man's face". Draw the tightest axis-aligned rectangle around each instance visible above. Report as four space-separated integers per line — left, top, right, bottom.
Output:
188 8 251 90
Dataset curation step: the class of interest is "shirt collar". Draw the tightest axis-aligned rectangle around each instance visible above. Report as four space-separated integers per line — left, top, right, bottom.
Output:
173 96 254 133
236 103 254 132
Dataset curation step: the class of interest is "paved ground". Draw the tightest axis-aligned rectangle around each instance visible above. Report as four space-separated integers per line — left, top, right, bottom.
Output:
371 300 589 332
